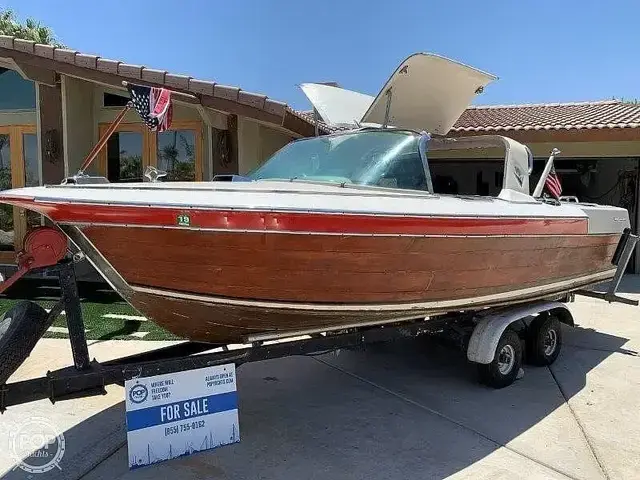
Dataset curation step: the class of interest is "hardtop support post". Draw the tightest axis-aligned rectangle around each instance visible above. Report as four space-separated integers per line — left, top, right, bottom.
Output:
382 88 393 128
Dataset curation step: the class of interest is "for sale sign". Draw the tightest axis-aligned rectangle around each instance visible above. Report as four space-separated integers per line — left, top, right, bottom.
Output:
124 364 239 469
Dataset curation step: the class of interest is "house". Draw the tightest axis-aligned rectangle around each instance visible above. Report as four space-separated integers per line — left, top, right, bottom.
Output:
1 35 639 272
446 101 640 272
0 35 320 265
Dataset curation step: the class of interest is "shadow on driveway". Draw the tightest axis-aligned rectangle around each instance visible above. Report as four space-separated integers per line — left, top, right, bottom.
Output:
2 322 630 480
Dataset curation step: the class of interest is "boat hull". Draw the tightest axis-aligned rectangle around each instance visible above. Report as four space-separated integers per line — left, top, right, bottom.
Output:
0 185 625 343
72 225 618 342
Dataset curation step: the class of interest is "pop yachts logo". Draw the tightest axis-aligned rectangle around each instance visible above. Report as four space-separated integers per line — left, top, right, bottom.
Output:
129 383 149 404
8 417 66 474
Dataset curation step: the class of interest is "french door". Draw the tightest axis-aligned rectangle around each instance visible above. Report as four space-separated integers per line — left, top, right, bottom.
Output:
0 125 39 260
98 120 203 182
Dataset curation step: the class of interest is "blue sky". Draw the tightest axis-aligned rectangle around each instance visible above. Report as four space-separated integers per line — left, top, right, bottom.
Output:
2 0 638 109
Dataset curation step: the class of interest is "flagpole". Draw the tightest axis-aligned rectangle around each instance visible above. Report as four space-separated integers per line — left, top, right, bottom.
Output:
533 148 561 198
77 103 131 175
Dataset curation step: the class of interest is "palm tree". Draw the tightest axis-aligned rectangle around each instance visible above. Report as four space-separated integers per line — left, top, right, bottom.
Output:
0 9 63 46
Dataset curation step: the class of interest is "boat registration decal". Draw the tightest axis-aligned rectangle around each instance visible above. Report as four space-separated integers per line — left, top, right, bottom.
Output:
177 213 191 227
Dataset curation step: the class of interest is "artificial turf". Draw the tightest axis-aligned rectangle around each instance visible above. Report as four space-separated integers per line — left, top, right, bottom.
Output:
0 278 179 341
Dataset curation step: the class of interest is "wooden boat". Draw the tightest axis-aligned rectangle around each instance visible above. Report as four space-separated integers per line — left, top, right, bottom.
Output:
0 54 629 343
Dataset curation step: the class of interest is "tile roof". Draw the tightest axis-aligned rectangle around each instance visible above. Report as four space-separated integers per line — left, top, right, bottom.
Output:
0 35 320 134
298 100 640 136
452 100 640 132
296 110 335 133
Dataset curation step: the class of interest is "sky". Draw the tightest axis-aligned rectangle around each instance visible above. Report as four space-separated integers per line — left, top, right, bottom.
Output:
2 0 639 110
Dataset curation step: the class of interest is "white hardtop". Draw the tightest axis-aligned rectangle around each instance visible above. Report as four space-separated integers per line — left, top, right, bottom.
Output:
301 53 496 135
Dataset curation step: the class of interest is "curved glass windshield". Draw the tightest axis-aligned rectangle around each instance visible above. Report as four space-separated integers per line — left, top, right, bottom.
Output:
248 130 429 191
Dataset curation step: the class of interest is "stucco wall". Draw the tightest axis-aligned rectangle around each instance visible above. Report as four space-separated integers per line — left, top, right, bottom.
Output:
237 117 294 174
259 125 292 161
96 91 203 124
61 75 97 175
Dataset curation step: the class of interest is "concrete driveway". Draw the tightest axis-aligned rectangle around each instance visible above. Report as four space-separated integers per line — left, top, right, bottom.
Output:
2 280 639 480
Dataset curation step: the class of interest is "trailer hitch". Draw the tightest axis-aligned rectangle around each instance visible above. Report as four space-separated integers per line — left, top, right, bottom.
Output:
0 227 68 294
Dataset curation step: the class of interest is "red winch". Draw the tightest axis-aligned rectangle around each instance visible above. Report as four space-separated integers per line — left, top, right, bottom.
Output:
0 227 67 294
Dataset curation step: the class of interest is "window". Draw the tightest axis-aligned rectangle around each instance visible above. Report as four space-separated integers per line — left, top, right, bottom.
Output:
103 92 130 108
23 133 41 229
0 132 12 250
429 160 504 196
157 130 196 181
106 132 144 182
98 121 203 182
0 70 36 110
0 125 38 254
249 130 427 191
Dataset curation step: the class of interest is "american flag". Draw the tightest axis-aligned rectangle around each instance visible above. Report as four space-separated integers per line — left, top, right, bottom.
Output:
126 83 173 132
545 163 563 199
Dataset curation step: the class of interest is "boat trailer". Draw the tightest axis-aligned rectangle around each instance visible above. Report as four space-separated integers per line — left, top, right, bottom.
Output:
0 227 638 410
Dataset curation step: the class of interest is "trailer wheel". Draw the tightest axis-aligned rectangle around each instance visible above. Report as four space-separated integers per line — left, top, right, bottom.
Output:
477 328 522 389
0 301 50 385
527 313 562 366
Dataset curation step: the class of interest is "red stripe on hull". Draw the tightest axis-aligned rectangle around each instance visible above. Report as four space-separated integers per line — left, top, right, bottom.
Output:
4 197 588 235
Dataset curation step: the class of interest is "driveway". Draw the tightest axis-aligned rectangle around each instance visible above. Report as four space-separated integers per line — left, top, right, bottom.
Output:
2 279 639 479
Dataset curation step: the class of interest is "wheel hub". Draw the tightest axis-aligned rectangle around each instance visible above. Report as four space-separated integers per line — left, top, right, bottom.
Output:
543 329 558 356
497 344 515 374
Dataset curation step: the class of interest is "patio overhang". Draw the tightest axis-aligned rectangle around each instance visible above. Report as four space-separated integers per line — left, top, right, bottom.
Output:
0 36 320 138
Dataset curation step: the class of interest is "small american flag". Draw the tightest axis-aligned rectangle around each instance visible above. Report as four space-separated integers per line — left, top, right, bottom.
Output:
545 163 562 199
126 83 173 132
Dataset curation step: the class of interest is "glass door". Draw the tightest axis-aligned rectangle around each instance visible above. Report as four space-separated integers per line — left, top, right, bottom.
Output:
0 125 39 257
98 124 147 183
98 121 204 182
0 129 13 252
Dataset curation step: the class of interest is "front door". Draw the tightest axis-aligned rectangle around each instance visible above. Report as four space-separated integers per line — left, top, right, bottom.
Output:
0 125 39 259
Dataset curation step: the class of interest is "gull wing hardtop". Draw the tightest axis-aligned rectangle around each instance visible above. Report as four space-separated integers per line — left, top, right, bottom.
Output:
301 52 496 135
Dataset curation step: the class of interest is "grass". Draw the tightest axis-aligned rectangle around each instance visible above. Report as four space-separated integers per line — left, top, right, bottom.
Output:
0 278 179 341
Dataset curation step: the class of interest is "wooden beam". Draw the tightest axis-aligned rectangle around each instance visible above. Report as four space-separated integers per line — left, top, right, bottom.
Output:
12 61 57 87
199 95 281 128
0 48 295 132
196 104 227 130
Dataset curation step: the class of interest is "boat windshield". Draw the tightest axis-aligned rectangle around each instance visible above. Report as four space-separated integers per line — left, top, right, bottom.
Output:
248 130 429 191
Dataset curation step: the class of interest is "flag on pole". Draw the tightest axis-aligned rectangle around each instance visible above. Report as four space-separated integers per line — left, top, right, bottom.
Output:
126 83 173 132
545 163 562 199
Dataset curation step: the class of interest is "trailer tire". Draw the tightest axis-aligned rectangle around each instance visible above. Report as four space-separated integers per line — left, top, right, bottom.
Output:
0 301 50 385
527 313 562 366
477 328 522 389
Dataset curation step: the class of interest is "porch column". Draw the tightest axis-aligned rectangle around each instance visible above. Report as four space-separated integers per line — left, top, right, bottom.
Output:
211 114 239 176
37 83 65 184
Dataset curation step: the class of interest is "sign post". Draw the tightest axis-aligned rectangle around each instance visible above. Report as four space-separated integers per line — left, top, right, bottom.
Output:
125 364 239 469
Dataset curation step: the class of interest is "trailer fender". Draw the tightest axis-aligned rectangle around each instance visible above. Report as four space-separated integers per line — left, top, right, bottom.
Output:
467 301 573 364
